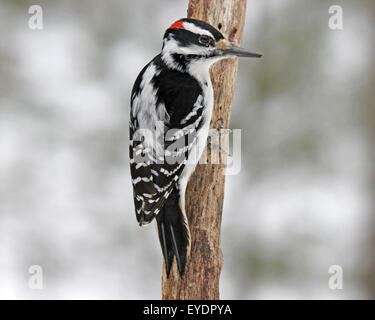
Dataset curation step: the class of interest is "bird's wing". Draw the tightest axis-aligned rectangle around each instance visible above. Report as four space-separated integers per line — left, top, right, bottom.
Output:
129 129 183 225
129 56 204 226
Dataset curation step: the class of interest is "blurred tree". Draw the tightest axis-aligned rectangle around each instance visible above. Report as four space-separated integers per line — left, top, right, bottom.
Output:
365 0 375 300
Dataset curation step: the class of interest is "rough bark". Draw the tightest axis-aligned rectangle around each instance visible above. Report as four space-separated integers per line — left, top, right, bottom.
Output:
162 0 248 300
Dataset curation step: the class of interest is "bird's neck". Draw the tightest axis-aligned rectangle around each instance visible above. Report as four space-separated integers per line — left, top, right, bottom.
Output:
161 51 189 72
161 51 213 86
186 59 212 86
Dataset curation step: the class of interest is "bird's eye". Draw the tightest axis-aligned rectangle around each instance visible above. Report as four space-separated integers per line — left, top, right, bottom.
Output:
199 35 214 47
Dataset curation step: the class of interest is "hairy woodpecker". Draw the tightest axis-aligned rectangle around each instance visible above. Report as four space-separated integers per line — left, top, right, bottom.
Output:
129 18 261 277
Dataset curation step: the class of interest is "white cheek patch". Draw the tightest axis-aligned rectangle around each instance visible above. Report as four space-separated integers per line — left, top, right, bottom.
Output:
179 44 212 56
163 38 213 59
183 22 214 37
161 38 184 71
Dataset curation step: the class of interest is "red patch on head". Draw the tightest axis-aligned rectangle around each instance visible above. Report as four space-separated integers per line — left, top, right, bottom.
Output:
169 20 184 30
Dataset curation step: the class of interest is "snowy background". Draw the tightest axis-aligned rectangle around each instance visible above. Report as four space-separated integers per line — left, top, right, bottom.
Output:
1 0 375 299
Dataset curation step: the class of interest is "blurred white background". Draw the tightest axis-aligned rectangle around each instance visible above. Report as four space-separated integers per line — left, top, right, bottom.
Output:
1 0 374 299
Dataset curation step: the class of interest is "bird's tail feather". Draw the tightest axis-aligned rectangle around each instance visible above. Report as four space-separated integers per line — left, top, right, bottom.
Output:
156 189 189 277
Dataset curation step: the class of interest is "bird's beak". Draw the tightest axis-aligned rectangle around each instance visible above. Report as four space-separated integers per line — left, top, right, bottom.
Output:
223 45 262 58
215 39 262 58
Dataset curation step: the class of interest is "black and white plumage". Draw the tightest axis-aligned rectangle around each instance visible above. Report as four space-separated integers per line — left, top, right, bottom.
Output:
129 18 261 276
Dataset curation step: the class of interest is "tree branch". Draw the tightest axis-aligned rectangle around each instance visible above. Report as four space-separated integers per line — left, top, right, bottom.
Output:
162 0 248 300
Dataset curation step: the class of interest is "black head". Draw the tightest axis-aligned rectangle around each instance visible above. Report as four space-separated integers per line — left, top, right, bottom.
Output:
161 18 261 70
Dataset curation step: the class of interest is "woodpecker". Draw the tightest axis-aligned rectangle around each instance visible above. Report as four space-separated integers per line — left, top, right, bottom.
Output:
129 18 261 277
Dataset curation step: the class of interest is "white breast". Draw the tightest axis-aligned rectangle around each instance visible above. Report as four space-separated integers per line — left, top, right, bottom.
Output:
178 60 214 203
